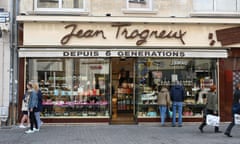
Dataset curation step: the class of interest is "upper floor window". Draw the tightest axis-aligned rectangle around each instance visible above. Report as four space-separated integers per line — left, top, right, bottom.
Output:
126 0 153 11
34 0 86 13
193 0 240 13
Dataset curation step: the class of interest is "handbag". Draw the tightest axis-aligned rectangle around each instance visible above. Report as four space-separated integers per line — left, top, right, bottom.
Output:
234 114 240 125
206 114 220 126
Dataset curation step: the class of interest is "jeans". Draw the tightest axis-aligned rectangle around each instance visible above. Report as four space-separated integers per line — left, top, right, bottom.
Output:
172 102 183 126
159 106 167 125
225 117 235 135
35 111 41 129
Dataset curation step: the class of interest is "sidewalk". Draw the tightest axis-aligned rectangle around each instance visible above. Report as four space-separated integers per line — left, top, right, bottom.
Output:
0 123 239 144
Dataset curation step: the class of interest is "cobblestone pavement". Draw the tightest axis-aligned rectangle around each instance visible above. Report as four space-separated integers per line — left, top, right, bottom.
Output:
0 123 240 144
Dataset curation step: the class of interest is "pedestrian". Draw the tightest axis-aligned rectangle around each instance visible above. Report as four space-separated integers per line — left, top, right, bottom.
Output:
224 83 240 137
19 91 30 128
33 82 43 130
198 84 222 133
25 82 39 134
170 81 185 127
157 86 171 126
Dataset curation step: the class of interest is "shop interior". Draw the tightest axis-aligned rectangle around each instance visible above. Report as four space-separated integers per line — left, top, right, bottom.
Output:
111 58 135 124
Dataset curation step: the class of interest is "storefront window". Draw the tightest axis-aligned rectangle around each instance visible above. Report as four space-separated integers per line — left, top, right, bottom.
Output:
136 58 217 118
26 58 110 118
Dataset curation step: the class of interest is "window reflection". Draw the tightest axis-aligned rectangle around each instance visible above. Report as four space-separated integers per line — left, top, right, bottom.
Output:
27 58 110 117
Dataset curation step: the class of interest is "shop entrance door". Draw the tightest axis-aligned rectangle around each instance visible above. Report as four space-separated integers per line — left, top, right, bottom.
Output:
111 58 136 124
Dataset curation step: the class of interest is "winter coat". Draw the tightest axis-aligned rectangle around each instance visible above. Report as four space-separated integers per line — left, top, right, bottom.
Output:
170 84 185 102
157 87 171 106
206 92 218 112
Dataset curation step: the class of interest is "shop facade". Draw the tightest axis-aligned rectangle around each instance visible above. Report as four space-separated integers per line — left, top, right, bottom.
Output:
17 17 236 124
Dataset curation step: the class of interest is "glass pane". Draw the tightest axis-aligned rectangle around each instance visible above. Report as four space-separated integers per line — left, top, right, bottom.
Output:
128 0 151 9
238 0 240 11
215 0 236 12
136 58 217 118
62 0 84 9
37 0 59 8
192 0 214 12
26 58 110 117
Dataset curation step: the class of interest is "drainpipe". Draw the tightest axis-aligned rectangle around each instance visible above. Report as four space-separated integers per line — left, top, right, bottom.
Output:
8 0 19 126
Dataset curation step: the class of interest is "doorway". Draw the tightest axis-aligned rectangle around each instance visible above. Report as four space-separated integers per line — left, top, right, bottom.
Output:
111 58 136 124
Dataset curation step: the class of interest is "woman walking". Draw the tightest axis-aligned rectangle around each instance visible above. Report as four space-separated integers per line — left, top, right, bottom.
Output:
33 82 43 130
198 84 222 133
25 82 39 134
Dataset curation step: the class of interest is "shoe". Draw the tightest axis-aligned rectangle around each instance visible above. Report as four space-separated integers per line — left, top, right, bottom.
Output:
178 125 182 127
199 127 203 133
19 125 26 128
172 125 176 127
215 130 222 133
33 128 40 132
25 129 34 134
224 132 232 137
161 124 166 127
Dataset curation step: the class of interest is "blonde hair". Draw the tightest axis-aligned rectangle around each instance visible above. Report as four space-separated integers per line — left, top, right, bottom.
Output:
32 82 39 91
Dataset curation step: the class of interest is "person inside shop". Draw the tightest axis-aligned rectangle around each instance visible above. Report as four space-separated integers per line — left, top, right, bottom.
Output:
157 86 171 126
118 68 126 87
170 80 185 127
25 82 39 134
224 83 240 137
198 84 222 133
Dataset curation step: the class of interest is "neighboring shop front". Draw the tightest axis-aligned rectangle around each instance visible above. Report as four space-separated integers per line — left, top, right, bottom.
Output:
17 16 236 124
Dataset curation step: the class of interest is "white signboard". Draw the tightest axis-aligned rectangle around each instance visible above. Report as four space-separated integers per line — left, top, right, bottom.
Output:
19 48 228 58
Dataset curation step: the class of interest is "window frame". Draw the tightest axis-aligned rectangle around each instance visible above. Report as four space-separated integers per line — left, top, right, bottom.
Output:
34 0 86 13
192 0 240 13
126 0 153 11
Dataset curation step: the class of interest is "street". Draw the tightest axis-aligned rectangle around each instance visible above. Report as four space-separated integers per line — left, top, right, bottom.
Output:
0 123 240 144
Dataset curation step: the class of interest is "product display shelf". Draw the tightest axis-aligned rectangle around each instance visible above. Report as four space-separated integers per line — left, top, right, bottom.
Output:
117 86 133 113
137 84 159 117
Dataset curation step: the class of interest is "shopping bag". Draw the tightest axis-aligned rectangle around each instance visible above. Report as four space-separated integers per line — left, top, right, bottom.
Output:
166 107 172 118
206 114 220 126
234 114 240 125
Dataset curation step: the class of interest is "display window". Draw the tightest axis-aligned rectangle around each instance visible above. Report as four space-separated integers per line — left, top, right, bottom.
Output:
136 58 218 118
25 58 110 118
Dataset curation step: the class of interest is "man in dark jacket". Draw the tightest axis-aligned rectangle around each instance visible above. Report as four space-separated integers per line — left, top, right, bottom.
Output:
170 81 185 127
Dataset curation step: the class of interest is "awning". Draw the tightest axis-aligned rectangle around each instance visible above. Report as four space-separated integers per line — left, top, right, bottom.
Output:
18 48 228 58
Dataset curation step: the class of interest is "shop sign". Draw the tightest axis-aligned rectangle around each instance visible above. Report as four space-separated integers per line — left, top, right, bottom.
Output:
60 23 187 46
62 50 185 57
18 48 228 58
